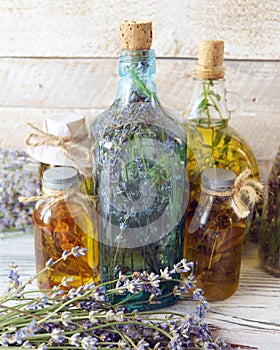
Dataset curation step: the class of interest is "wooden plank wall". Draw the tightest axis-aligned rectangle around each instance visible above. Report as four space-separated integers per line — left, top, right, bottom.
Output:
0 0 279 179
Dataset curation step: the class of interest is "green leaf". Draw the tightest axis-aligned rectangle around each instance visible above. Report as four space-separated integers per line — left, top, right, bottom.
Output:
212 130 223 148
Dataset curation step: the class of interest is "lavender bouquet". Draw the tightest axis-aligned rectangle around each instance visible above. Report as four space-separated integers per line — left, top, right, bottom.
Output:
0 149 39 236
0 247 231 349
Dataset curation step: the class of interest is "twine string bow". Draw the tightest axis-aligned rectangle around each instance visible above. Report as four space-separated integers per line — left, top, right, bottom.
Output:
25 123 91 175
19 187 97 215
202 168 263 219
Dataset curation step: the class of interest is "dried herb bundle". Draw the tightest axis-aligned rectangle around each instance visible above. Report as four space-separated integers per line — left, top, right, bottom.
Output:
0 249 231 349
259 147 280 276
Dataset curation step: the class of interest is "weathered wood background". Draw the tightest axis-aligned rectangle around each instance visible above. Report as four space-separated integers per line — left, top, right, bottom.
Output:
0 2 280 349
0 0 279 179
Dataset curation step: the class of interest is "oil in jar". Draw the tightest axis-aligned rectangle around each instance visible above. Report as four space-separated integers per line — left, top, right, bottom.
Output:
33 166 99 290
184 168 246 301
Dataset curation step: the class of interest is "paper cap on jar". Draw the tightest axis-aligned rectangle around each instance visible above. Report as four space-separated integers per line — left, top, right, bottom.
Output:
120 20 152 50
25 113 90 168
194 40 225 80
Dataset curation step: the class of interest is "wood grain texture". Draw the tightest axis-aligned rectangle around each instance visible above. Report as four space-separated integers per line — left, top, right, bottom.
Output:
0 0 278 59
0 58 279 170
0 236 279 349
0 58 279 111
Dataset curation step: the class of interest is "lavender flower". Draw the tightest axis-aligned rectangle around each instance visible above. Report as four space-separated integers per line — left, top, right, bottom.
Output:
71 246 87 257
51 328 65 344
21 340 33 349
60 311 72 327
81 336 98 350
171 259 194 274
45 258 54 268
159 267 172 280
69 333 81 347
7 262 21 292
0 333 11 347
136 339 149 349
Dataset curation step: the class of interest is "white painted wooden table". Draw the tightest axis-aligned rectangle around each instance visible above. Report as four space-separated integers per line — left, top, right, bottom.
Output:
0 233 280 350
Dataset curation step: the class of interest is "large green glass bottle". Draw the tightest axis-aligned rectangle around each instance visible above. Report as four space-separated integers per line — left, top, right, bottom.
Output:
90 21 187 310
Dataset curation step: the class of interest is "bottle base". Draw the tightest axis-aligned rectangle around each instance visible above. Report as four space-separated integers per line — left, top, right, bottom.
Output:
106 281 179 311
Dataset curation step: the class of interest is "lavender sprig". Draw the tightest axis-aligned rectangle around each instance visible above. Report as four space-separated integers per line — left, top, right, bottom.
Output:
0 251 230 349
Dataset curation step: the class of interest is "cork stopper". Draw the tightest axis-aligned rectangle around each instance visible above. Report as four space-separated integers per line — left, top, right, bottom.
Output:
120 20 152 50
195 40 225 80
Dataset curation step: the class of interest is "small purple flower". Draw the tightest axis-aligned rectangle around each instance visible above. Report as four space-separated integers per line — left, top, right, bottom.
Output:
195 299 209 318
88 311 98 325
69 333 81 347
60 311 72 327
13 330 26 345
147 272 160 288
171 259 194 274
62 250 70 261
0 333 11 347
7 262 22 292
21 340 33 349
193 288 204 301
81 336 98 350
106 310 115 322
136 339 149 349
124 279 138 294
51 328 65 344
45 258 54 268
92 286 106 301
71 246 87 257
160 267 172 280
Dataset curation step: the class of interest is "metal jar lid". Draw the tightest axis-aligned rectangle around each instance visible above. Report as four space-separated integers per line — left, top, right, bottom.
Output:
201 167 236 192
43 166 78 190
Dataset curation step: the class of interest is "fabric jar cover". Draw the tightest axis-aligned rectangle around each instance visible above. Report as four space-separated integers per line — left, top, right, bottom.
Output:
26 113 91 171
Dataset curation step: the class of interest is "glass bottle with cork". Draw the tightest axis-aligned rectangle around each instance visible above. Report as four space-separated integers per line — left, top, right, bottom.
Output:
32 166 99 290
183 40 259 201
182 40 260 248
184 167 262 301
90 20 187 310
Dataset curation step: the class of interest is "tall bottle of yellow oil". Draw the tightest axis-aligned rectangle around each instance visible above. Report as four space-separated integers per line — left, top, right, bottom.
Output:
183 40 259 251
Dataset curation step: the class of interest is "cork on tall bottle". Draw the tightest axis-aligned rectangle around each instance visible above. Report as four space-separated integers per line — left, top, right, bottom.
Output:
120 20 152 50
194 40 225 80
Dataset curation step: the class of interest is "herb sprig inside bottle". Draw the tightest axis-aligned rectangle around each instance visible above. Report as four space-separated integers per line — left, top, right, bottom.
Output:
196 80 224 128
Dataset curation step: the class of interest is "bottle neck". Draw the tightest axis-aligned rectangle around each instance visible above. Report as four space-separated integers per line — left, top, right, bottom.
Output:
185 78 229 128
115 49 158 105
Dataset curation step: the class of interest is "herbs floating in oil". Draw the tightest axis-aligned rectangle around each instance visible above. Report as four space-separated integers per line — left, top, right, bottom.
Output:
196 80 225 128
183 79 259 201
91 47 187 309
184 194 246 301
